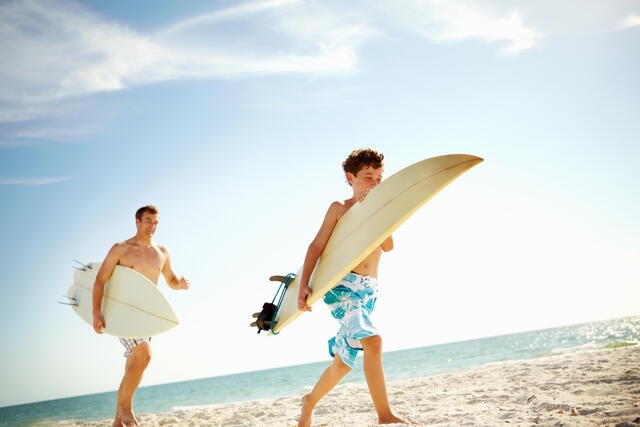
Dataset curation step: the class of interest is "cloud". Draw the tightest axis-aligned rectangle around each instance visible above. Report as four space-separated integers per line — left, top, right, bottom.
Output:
619 13 640 29
377 0 539 55
0 0 143 122
0 0 364 125
0 0 540 124
0 177 70 186
0 0 542 145
159 0 303 37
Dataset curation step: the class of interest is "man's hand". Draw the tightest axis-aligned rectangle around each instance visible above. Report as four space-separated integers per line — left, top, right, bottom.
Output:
177 276 190 290
93 313 105 334
298 286 313 311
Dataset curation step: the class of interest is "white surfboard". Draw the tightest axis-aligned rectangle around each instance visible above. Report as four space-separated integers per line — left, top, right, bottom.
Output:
66 262 179 338
271 153 483 333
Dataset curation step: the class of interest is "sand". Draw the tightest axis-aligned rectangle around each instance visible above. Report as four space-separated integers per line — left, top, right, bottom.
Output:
53 345 639 426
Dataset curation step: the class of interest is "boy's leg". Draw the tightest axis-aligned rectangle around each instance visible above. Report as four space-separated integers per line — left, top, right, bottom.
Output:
361 335 407 424
299 355 351 427
114 341 152 427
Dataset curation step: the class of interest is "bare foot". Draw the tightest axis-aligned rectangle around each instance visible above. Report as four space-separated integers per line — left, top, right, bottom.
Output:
379 413 416 424
115 407 138 427
298 394 313 427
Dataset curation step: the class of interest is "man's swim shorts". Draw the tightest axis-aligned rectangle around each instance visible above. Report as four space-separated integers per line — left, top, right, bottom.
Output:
119 337 151 357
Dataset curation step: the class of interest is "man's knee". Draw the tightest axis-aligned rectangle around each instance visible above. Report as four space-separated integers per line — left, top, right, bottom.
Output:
131 342 152 367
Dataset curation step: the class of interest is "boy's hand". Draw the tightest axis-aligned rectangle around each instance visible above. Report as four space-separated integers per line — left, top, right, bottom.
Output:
357 188 371 202
298 286 313 311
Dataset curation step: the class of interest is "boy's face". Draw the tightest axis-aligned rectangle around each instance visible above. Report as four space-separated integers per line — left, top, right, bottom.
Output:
347 165 383 201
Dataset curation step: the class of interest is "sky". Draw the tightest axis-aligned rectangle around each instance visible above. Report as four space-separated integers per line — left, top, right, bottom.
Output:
0 0 639 407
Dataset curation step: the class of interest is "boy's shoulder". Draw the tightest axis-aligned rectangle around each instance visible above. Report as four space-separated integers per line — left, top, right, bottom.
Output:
328 199 352 210
326 199 354 221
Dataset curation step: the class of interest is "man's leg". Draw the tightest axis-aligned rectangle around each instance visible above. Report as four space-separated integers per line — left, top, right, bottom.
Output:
298 355 351 427
113 342 152 427
361 335 407 424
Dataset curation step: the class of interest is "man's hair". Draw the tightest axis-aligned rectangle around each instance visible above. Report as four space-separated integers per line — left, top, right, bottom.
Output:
342 148 384 176
135 205 159 220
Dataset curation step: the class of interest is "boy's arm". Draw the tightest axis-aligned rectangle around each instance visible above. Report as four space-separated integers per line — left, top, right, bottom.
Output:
381 235 394 252
92 244 122 334
298 202 341 311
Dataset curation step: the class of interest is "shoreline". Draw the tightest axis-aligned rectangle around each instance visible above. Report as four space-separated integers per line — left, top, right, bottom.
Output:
52 346 639 426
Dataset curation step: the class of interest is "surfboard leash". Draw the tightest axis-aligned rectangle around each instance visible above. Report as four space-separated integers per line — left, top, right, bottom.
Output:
250 273 296 335
269 273 296 335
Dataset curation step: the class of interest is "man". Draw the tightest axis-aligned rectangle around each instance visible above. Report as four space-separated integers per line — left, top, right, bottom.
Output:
92 205 189 427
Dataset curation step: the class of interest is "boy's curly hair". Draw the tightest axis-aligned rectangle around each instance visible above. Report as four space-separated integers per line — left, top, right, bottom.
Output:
342 148 384 176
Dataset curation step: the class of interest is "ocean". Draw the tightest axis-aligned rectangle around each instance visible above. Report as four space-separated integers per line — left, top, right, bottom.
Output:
2 315 638 426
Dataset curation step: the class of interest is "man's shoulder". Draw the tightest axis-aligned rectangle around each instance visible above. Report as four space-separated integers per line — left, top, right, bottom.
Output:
104 241 127 258
110 240 128 250
111 239 167 252
155 242 169 254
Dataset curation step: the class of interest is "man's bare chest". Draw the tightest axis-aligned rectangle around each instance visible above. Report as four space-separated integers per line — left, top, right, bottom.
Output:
119 246 165 283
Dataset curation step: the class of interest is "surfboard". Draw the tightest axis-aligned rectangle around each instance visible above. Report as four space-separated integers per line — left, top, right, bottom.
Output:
66 262 179 338
270 153 483 333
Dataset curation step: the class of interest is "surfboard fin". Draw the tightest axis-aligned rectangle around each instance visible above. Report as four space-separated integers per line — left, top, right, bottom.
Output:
250 320 272 329
251 273 296 334
72 259 92 271
250 302 276 334
59 295 78 306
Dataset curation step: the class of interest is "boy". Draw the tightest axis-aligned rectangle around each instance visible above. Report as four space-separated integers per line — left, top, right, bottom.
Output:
297 149 409 426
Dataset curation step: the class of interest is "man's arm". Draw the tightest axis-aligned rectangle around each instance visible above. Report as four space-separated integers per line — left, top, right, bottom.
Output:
160 246 190 290
92 244 122 334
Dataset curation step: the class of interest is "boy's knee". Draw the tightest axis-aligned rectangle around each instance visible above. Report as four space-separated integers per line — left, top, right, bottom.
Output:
361 335 383 353
332 355 352 375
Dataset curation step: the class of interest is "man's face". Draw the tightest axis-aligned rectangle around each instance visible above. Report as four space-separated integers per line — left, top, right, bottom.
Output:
136 212 159 237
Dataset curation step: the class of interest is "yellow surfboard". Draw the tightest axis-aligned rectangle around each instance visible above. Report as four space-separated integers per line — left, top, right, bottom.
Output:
271 154 483 333
66 262 179 338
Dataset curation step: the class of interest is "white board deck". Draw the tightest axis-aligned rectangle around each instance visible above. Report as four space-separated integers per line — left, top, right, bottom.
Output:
272 154 483 333
67 262 179 338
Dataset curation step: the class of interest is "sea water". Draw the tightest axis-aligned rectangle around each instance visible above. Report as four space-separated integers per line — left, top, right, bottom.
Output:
2 316 638 426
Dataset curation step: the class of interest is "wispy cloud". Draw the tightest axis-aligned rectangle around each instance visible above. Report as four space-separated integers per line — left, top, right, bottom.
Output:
159 0 303 37
0 0 363 126
0 0 546 147
0 177 70 186
619 13 640 29
377 0 539 55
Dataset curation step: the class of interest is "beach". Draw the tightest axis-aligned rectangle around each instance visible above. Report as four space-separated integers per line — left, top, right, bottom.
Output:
51 345 639 427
